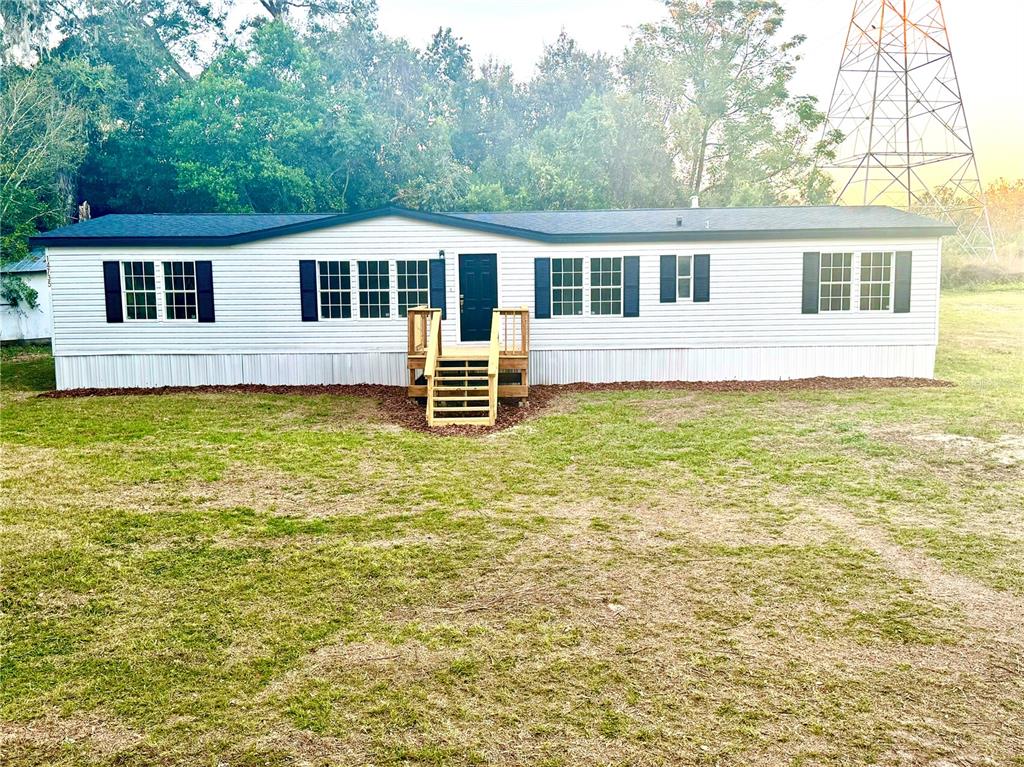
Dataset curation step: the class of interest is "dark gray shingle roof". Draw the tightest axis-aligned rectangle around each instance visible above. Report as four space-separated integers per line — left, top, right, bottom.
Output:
446 205 951 236
32 213 335 244
30 205 954 247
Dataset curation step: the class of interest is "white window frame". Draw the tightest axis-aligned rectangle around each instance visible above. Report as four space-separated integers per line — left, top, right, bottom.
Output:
858 251 895 312
316 260 352 320
160 260 199 322
677 255 692 300
357 260 391 319
589 256 623 316
551 257 584 317
819 252 853 312
120 260 159 321
396 260 430 317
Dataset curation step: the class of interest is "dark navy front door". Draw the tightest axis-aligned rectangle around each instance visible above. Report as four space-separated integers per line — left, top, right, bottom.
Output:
458 254 498 342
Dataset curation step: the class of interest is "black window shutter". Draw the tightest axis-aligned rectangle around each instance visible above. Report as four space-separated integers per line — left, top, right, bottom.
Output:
894 251 912 313
299 260 318 321
429 259 446 320
660 255 677 303
103 261 123 323
623 255 640 317
196 261 215 322
534 258 551 319
802 252 820 314
693 254 710 303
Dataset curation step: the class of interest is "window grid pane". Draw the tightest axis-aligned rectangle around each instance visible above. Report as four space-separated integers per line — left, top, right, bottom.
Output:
590 257 622 315
397 260 429 317
318 261 351 319
123 261 157 320
551 258 583 316
162 261 197 320
860 251 893 311
819 252 852 312
358 260 390 318
677 255 692 298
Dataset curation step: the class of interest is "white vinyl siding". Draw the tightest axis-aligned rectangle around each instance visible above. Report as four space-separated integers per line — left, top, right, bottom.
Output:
44 215 941 389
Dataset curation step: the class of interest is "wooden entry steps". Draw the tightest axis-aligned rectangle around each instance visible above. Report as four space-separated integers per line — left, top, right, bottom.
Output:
407 307 529 427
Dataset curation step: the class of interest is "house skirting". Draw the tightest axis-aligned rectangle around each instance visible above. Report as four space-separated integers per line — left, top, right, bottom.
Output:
53 345 936 390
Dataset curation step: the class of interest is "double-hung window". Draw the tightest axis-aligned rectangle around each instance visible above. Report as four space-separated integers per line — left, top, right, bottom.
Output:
358 260 390 318
122 261 157 320
860 251 893 311
162 261 198 320
397 260 429 317
819 252 853 311
318 261 351 319
551 258 583 316
590 257 622 315
677 255 692 299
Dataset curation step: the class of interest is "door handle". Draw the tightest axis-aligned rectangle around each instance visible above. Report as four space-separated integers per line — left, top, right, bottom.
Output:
459 294 464 309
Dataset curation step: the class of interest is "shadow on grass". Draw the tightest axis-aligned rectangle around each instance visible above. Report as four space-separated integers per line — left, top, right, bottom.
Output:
1 344 56 392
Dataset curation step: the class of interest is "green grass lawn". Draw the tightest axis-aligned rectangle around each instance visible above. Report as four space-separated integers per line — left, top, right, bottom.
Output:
2 288 1022 766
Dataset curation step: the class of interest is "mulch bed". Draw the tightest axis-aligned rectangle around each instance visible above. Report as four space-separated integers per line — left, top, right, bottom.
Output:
38 376 952 436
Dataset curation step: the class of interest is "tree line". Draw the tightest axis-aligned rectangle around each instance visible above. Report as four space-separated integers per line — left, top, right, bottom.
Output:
1 0 838 262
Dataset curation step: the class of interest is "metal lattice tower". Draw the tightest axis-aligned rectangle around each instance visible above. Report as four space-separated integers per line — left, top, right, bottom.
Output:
821 0 995 258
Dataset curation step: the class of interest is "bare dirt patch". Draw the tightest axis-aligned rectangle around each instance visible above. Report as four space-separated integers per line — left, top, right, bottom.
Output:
0 715 142 759
811 500 1024 641
871 424 1024 467
253 490 1024 765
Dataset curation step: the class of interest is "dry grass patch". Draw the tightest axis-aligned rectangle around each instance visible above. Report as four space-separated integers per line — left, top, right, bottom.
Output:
3 289 1022 766
0 715 144 762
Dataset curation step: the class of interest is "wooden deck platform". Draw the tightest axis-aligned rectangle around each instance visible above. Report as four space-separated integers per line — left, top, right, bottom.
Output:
407 307 529 426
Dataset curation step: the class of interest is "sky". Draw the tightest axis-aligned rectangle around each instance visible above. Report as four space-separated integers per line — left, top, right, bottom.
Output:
368 0 1024 182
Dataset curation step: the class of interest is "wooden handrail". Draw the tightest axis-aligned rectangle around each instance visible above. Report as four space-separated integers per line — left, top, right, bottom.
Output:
422 308 442 426
407 306 436 355
487 309 500 425
493 307 529 355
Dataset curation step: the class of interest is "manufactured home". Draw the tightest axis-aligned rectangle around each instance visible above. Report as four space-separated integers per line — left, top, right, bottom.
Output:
30 205 952 425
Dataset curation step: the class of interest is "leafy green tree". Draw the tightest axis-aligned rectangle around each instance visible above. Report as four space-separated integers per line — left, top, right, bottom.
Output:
527 30 613 130
504 94 677 210
0 68 86 261
624 0 834 205
164 21 381 213
1 0 845 263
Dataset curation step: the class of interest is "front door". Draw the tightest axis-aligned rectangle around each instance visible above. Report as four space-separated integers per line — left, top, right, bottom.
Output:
458 254 498 342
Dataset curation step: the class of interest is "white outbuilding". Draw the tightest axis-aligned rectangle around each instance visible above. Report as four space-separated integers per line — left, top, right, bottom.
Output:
1 253 52 343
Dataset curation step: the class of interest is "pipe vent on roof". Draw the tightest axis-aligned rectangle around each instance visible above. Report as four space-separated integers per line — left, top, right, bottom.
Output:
676 217 682 227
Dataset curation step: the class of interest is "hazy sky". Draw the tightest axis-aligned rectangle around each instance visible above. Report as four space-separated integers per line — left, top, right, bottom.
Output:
370 0 1023 182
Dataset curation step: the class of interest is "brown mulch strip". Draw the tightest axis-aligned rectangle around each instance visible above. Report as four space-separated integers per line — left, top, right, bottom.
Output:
37 376 952 436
